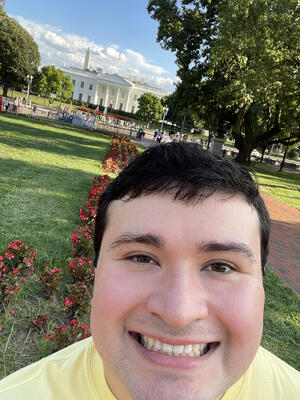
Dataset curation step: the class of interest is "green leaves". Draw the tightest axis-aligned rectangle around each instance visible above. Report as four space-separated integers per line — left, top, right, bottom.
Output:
0 8 40 95
148 0 300 162
35 66 73 105
136 93 164 124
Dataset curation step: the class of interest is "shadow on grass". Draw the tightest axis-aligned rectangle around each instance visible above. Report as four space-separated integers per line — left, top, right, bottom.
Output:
0 115 112 263
261 183 300 192
0 157 103 262
0 115 111 162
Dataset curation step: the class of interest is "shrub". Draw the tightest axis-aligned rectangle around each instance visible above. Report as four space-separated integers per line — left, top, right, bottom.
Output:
65 281 90 315
41 266 62 294
68 257 94 285
0 241 36 303
45 319 91 352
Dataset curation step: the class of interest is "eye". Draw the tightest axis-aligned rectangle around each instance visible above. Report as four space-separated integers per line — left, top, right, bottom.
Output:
203 262 235 274
128 254 158 265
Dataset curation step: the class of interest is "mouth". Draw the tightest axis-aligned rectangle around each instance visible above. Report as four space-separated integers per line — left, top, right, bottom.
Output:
130 332 217 358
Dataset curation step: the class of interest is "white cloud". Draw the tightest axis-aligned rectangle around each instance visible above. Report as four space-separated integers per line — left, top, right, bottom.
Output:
125 49 167 75
13 15 175 92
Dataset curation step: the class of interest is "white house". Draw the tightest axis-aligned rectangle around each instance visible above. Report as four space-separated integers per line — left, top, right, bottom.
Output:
61 48 168 113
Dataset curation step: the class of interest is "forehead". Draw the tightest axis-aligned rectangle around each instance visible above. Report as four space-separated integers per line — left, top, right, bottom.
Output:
104 193 260 250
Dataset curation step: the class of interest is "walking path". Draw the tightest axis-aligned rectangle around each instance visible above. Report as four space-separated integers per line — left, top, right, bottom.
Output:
261 193 300 296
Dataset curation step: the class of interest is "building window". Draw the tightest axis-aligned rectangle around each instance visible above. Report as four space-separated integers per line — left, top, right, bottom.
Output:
101 86 105 93
87 95 91 104
78 93 83 102
119 103 123 110
89 84 93 91
99 98 103 106
131 106 135 113
133 94 137 101
72 79 76 86
80 81 84 89
111 89 115 95
121 91 125 99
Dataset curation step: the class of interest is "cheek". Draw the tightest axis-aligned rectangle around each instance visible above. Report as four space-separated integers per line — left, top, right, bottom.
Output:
91 267 148 332
214 278 265 345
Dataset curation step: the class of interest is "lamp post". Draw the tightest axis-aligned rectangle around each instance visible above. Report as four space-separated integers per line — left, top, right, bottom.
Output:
160 105 169 133
26 75 33 106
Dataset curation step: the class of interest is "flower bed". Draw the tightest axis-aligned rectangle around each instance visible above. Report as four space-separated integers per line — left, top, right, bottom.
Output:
0 134 137 354
102 134 138 174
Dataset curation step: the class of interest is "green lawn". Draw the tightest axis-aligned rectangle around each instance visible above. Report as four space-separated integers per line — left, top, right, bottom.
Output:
0 88 76 111
0 116 299 378
0 113 111 264
254 165 300 210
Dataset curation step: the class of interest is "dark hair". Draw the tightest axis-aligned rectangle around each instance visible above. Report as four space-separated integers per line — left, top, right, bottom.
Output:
94 142 270 273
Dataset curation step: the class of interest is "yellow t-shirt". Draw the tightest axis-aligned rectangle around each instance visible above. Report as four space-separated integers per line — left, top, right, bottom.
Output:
0 338 299 399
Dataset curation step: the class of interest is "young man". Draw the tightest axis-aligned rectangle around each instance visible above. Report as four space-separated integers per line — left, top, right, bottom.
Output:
165 130 176 142
0 143 299 399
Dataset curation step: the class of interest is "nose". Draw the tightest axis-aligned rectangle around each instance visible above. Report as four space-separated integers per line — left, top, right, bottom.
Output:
146 269 209 329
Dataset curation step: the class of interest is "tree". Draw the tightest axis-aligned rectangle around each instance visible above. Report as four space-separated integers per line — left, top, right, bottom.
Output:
36 66 73 106
0 6 40 96
148 0 300 163
136 93 163 126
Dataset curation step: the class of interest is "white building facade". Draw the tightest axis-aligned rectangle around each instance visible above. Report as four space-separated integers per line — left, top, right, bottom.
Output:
61 49 168 113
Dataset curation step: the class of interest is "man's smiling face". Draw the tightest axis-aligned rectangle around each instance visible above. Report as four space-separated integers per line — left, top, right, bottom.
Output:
91 193 265 400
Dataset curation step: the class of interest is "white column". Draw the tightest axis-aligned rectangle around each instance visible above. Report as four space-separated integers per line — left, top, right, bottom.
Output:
104 85 110 107
114 88 120 109
125 90 130 112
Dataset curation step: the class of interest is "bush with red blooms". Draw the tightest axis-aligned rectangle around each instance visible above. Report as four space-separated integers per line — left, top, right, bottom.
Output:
70 225 94 258
30 314 48 332
102 135 138 173
41 265 62 294
65 281 90 315
79 175 112 226
45 319 91 352
0 241 36 302
68 257 94 285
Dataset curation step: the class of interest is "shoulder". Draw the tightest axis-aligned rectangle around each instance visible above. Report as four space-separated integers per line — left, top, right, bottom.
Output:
240 346 300 399
0 337 96 400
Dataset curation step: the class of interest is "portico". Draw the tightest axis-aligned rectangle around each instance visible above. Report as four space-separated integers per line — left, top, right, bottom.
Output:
61 48 168 113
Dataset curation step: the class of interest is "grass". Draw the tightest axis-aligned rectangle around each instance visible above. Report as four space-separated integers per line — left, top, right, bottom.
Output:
0 115 299 379
0 88 76 111
0 114 111 263
253 165 300 210
263 268 300 370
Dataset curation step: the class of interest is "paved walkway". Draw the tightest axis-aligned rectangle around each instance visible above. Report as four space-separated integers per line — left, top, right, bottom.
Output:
261 193 300 296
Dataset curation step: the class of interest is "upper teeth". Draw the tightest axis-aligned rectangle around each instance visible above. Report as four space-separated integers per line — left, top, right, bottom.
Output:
141 334 209 357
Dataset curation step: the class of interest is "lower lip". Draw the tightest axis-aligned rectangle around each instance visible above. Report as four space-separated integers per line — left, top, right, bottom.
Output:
130 335 219 370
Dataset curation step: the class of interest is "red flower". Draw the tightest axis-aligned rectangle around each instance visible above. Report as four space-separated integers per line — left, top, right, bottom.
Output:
71 233 79 243
65 297 73 307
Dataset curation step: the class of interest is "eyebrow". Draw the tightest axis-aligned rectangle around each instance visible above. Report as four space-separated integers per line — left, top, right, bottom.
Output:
109 233 165 250
196 241 256 264
109 233 256 263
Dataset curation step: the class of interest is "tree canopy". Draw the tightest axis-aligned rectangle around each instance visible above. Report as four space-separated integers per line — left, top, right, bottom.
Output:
136 93 163 126
0 6 40 96
148 0 300 162
35 66 73 105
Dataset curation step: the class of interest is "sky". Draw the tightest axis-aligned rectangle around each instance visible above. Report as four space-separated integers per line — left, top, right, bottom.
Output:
4 0 178 92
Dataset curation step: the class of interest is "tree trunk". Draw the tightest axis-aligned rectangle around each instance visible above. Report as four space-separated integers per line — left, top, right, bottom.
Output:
260 147 266 163
3 86 8 97
234 107 254 164
279 145 288 172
